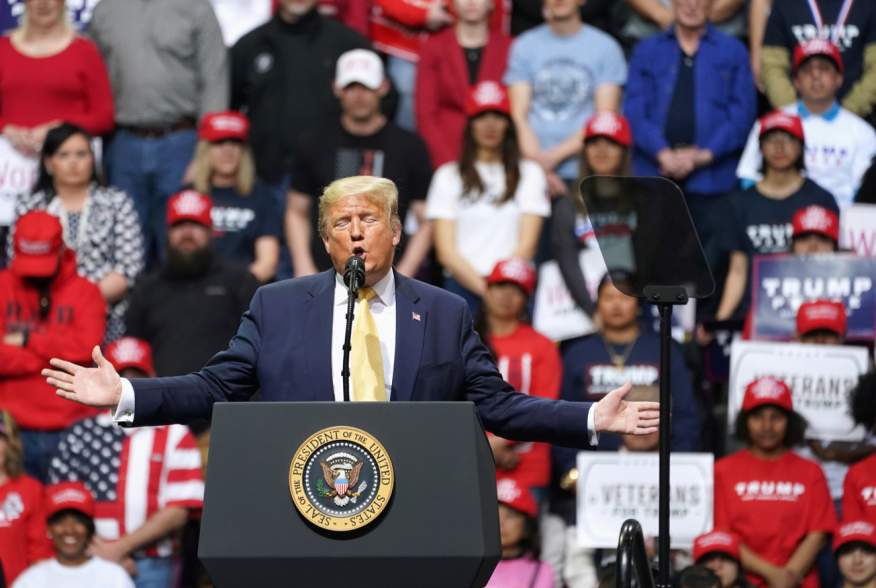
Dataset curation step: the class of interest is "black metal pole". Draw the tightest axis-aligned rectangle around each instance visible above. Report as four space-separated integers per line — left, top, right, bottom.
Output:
657 303 672 588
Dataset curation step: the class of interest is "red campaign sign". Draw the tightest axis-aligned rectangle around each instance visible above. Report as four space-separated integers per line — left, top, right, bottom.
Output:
750 253 876 341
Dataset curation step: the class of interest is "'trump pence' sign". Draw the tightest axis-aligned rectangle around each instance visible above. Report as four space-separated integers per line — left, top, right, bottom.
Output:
728 341 868 441
576 452 713 549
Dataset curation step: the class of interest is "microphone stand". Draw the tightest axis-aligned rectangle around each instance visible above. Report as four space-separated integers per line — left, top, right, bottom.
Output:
341 257 364 402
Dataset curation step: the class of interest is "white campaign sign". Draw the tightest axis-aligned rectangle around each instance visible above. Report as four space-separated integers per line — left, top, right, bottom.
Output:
841 204 876 257
576 452 713 549
0 137 37 226
532 248 606 341
728 341 869 441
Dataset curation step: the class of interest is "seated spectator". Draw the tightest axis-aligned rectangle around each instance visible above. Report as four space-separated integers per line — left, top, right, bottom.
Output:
416 0 511 167
692 530 751 588
90 0 227 264
475 259 560 491
488 477 554 588
287 49 433 279
192 111 280 283
834 521 876 588
761 0 876 122
625 0 755 293
125 191 258 378
11 482 133 588
505 0 627 195
621 0 746 47
426 82 549 311
738 40 876 209
791 205 840 254
713 113 838 324
0 212 105 481
7 124 144 342
714 377 836 587
796 299 846 346
552 112 633 318
0 0 113 157
48 337 204 588
843 370 876 521
0 410 50 585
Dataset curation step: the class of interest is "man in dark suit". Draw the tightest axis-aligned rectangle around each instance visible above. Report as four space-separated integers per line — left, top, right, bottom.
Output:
43 176 659 446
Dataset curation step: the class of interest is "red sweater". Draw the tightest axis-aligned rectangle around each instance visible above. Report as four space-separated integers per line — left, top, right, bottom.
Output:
0 36 114 134
0 250 105 430
0 475 51 584
415 27 510 167
488 324 561 488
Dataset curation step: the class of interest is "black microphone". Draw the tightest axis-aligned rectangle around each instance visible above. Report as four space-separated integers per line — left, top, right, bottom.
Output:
343 255 365 293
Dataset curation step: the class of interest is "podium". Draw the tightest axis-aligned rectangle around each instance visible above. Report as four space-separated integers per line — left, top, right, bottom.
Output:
198 402 501 588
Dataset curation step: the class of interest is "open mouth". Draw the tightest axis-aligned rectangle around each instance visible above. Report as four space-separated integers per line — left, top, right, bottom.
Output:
352 247 365 257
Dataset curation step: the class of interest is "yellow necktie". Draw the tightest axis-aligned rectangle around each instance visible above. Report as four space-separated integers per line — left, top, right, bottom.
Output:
351 287 387 402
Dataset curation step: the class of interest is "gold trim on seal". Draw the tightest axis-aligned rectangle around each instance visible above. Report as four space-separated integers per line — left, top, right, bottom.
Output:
288 426 395 532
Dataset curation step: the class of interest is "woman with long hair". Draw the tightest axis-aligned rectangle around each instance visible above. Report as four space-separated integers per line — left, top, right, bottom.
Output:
714 377 836 587
551 111 633 318
8 123 143 341
426 81 548 311
190 111 280 283
0 410 51 585
0 0 113 156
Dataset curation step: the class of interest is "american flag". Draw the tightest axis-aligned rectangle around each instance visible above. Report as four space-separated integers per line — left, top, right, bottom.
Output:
49 414 204 557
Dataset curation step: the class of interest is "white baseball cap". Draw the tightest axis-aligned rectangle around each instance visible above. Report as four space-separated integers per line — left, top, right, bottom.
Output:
335 49 384 90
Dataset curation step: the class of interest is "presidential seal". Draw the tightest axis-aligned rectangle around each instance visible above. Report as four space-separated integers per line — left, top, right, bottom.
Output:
289 426 394 532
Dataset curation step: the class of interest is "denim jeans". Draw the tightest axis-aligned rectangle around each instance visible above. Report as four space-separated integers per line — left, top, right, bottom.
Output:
20 428 63 483
386 56 417 132
105 129 198 267
133 556 179 588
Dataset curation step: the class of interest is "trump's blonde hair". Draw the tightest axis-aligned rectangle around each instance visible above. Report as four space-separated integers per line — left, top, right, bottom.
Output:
318 176 400 239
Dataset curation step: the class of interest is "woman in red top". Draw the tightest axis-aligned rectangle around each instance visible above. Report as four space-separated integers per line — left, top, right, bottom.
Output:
415 0 511 167
0 0 113 156
0 410 50 584
715 377 836 588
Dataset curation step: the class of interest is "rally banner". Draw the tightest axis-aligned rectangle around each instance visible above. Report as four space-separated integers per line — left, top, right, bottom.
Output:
750 253 876 341
841 204 876 257
728 340 869 441
576 452 713 549
0 137 38 226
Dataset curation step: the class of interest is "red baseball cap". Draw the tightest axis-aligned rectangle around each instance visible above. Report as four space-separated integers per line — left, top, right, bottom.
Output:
496 477 538 518
692 530 741 563
742 376 793 412
105 337 155 377
167 189 213 228
793 39 844 75
199 111 249 142
583 112 632 147
486 258 537 297
835 520 876 553
792 205 839 243
11 211 64 278
45 482 95 520
466 81 510 117
796 299 847 338
759 111 805 143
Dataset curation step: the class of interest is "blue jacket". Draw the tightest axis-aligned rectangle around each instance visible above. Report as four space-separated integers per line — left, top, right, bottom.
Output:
623 25 756 195
129 270 594 447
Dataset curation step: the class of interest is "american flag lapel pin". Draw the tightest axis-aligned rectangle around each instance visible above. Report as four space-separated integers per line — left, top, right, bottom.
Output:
412 311 421 322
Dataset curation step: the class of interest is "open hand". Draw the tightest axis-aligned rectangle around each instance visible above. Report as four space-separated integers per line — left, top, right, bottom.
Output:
42 346 123 409
594 382 660 435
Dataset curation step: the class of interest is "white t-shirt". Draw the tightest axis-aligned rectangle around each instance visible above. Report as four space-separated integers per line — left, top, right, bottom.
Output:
13 558 134 588
736 102 876 209
425 160 550 275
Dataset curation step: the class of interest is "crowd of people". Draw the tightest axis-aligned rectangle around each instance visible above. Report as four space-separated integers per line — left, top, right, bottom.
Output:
0 0 874 587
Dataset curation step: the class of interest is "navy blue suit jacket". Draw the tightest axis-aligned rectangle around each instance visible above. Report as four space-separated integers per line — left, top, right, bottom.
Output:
131 271 593 447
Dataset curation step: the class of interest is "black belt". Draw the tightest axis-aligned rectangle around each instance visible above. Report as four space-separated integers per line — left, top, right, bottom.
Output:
118 117 196 138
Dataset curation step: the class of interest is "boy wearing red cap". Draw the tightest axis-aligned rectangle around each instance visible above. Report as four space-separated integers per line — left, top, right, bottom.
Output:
796 299 847 345
715 377 836 588
791 205 840 254
47 337 204 588
692 530 750 588
0 211 105 481
12 482 133 587
834 521 876 588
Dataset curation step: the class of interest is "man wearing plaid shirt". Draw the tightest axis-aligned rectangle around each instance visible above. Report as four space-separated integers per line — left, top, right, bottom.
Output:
47 337 203 587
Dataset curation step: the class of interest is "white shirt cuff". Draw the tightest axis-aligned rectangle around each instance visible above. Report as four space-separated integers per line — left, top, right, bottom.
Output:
587 404 599 446
112 378 136 424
